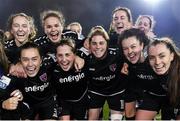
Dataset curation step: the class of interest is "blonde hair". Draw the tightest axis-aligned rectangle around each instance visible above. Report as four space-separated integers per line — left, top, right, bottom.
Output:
7 12 37 40
67 22 82 34
40 10 65 28
88 26 109 43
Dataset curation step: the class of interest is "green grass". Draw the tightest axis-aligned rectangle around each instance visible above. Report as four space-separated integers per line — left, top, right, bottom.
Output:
103 101 110 120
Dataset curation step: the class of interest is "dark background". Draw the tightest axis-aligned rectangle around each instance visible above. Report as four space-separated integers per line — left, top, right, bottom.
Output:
0 0 179 47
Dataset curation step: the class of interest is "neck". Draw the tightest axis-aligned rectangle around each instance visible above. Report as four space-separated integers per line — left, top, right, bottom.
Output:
15 39 28 47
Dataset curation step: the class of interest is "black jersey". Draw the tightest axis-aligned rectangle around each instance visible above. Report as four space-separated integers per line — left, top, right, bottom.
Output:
127 58 167 96
10 64 54 107
0 71 30 120
109 32 119 48
51 63 88 102
34 30 79 56
33 35 57 56
87 48 126 96
4 39 20 64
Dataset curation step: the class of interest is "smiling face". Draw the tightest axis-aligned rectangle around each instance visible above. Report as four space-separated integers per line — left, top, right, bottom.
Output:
112 10 132 34
148 43 174 75
136 16 151 34
122 36 144 64
11 16 31 46
56 45 75 71
44 16 63 43
90 35 107 59
20 48 42 77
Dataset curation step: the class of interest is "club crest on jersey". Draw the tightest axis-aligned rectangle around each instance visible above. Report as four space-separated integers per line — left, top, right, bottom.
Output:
109 64 117 72
39 73 47 82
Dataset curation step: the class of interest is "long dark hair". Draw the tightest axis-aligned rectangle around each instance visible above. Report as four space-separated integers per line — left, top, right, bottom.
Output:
148 37 180 107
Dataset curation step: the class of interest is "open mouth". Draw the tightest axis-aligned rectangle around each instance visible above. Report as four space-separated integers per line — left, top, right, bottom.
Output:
128 53 137 62
26 67 36 74
17 32 26 38
154 66 164 72
49 32 59 40
117 26 124 31
60 62 70 70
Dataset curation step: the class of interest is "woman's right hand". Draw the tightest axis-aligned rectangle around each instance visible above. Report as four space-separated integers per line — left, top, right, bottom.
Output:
2 96 19 110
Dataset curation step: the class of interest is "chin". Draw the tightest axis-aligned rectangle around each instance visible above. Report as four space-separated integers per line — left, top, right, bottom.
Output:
62 67 70 71
27 72 38 77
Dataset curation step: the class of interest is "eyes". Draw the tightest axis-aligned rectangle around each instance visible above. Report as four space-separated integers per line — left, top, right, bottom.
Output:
21 57 40 62
91 41 106 46
12 23 28 29
57 53 74 58
46 24 60 29
123 45 137 51
149 54 166 61
138 21 149 27
113 16 126 21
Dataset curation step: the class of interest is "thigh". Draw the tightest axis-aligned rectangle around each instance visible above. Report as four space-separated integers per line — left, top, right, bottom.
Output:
136 109 157 120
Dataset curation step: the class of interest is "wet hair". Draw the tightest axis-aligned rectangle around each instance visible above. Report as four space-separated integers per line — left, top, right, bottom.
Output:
88 25 109 44
135 15 156 31
118 28 150 48
40 10 65 28
20 42 43 58
7 13 37 40
148 37 180 107
56 37 76 54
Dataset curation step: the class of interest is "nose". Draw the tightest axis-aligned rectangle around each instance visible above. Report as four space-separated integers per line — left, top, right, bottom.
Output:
155 57 161 65
51 26 56 31
128 48 133 54
18 26 23 31
27 60 33 66
61 55 67 62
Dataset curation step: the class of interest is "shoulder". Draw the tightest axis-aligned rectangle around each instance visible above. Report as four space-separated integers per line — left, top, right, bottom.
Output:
108 47 119 56
4 39 16 49
33 35 49 46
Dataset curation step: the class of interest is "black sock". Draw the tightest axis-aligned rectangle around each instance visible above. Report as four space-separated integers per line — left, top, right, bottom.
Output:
125 116 135 120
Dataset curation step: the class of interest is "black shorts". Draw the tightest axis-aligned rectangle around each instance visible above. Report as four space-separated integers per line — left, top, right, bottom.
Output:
30 97 55 120
88 91 124 111
138 92 169 112
177 109 180 116
59 94 89 120
124 87 143 103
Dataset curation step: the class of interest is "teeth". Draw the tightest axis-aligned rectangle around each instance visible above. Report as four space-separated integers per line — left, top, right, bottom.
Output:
27 67 35 71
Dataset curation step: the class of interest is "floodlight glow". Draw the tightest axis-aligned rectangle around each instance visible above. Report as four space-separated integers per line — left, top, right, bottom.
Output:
144 0 161 5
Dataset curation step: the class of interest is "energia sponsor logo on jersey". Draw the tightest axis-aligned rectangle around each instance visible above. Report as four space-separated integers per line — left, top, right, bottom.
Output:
137 74 154 80
25 82 49 92
93 74 115 81
59 73 85 83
